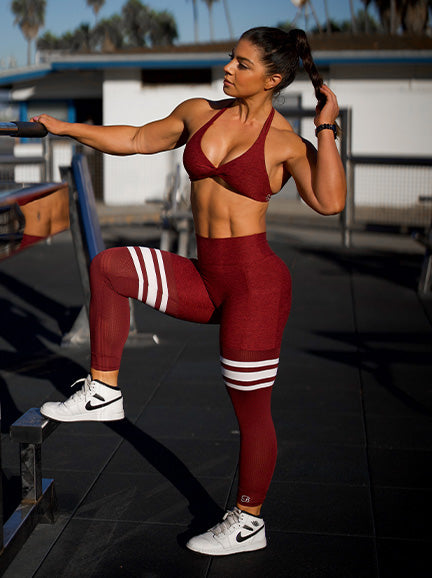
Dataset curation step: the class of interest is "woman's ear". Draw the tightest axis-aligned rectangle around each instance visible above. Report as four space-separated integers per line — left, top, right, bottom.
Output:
265 73 282 91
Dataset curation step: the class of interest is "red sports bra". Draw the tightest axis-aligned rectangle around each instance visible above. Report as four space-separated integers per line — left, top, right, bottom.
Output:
183 106 290 203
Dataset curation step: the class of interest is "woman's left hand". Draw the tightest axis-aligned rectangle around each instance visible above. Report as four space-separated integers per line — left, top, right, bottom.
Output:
314 84 340 127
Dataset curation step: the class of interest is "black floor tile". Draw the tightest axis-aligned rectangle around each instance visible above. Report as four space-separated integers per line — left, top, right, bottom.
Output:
272 378 362 414
274 409 366 446
43 431 121 472
274 441 369 485
362 374 432 419
277 350 362 382
377 537 430 578
75 471 231 526
368 447 432 488
34 519 210 578
42 469 99 515
106 435 239 480
209 532 377 578
135 404 238 441
365 414 432 450
152 374 230 408
238 481 374 537
373 486 432 540
352 276 430 332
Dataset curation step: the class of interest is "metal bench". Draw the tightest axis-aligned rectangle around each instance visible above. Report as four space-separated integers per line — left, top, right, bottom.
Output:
160 164 195 258
0 408 58 572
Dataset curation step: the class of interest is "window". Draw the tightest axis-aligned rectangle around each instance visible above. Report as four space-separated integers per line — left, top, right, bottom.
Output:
142 68 212 85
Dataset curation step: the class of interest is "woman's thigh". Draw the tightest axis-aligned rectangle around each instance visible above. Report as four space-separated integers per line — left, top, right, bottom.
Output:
125 246 217 324
218 253 292 357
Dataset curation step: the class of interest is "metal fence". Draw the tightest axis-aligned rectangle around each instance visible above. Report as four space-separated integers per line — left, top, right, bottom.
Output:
277 107 431 247
0 137 103 199
346 155 432 229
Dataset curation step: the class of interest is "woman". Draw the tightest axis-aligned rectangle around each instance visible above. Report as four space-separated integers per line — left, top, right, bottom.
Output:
36 27 346 556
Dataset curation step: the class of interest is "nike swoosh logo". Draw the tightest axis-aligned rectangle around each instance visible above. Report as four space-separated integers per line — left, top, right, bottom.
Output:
85 396 122 411
236 526 264 543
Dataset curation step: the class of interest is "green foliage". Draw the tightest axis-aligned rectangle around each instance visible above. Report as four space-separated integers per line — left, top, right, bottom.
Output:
11 0 46 37
279 1 428 35
86 0 106 23
11 0 47 64
35 0 178 53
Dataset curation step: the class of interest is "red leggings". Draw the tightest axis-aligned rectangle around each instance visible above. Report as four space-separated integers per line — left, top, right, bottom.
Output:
89 233 291 506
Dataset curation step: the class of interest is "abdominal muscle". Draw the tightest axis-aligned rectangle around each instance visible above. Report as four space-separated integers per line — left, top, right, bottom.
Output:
191 178 268 239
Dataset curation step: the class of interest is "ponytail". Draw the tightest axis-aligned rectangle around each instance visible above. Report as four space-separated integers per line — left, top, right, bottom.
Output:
240 27 325 110
289 29 326 111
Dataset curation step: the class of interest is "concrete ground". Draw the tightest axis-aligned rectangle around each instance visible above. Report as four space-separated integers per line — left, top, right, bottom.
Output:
1 203 431 577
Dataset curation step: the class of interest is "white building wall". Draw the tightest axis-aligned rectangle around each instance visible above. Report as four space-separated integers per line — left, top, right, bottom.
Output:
102 69 225 205
331 78 432 156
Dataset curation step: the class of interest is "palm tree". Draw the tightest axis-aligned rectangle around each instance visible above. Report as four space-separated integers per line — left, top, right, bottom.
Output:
94 15 124 52
401 0 429 33
364 0 429 35
349 0 358 32
222 0 234 39
202 0 220 41
149 10 178 47
362 0 371 32
122 0 152 47
86 0 105 25
323 0 332 33
11 0 46 65
70 23 95 53
187 0 199 43
37 31 60 51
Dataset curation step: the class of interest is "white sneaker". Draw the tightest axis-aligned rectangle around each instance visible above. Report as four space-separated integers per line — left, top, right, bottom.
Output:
186 507 267 556
40 375 125 422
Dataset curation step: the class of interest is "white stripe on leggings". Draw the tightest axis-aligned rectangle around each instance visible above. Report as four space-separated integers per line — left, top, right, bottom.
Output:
221 357 279 369
127 246 168 312
222 367 278 382
140 247 157 307
127 247 144 301
220 356 279 391
155 249 168 313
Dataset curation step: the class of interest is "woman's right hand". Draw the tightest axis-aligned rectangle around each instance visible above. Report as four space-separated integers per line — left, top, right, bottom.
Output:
30 114 68 136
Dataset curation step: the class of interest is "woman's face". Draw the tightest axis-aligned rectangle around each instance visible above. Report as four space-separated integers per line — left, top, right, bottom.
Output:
223 39 272 98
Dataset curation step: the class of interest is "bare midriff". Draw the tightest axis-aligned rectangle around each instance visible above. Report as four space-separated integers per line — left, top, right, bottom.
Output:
191 178 268 239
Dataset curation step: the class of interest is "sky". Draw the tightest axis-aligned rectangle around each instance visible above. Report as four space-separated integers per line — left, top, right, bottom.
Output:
1 0 372 68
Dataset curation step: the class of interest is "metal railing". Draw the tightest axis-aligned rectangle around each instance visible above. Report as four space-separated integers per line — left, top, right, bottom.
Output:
276 107 432 250
345 155 432 233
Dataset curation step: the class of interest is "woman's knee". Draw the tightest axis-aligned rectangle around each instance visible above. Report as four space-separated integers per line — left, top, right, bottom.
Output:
90 247 131 282
90 249 111 281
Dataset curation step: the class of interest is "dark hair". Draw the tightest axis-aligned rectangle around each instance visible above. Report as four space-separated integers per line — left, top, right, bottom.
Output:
240 27 325 109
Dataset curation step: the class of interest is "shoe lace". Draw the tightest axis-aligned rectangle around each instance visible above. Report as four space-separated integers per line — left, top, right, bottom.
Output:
211 509 241 537
64 376 93 405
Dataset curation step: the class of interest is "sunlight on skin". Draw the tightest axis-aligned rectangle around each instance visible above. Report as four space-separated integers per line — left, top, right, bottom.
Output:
91 369 119 387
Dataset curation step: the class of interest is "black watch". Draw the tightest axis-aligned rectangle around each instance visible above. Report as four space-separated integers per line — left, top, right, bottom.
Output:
315 124 337 139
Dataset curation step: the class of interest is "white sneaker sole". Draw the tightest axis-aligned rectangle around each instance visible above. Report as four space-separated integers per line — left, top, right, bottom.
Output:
186 537 267 556
40 404 125 422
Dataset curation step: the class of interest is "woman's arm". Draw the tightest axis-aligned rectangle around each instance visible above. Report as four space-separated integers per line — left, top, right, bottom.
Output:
31 99 195 156
286 85 347 215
